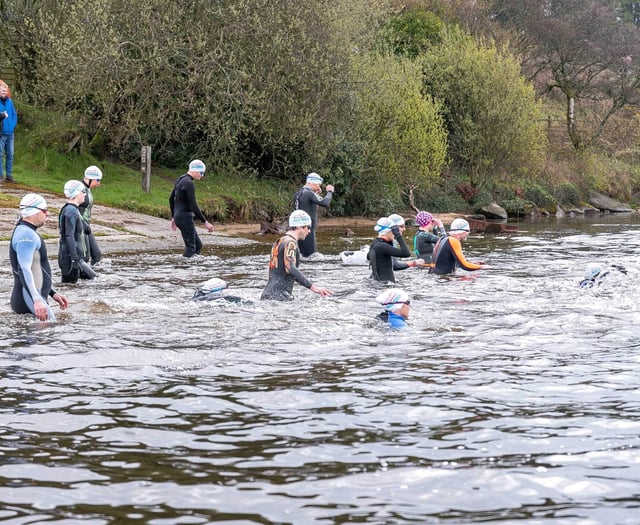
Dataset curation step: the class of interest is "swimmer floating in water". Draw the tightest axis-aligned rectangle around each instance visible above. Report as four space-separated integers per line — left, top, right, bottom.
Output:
191 277 248 304
375 288 411 330
579 263 627 289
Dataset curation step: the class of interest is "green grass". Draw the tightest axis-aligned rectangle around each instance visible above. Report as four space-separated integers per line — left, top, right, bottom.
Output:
8 104 292 222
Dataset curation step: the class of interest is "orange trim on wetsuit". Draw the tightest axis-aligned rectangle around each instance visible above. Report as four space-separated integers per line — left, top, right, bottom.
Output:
431 236 483 275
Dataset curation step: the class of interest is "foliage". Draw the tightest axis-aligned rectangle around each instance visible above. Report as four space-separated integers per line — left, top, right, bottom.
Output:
13 104 289 221
349 53 448 215
499 198 535 217
12 0 386 178
378 7 444 58
491 0 640 151
422 26 547 195
523 182 557 209
556 182 583 207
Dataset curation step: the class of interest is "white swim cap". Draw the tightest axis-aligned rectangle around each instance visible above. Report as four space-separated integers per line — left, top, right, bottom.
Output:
450 218 471 232
583 263 603 281
64 180 85 199
188 159 206 173
200 277 228 294
376 288 410 312
84 165 103 180
289 209 312 227
306 172 323 184
388 213 405 227
374 217 394 233
19 193 47 217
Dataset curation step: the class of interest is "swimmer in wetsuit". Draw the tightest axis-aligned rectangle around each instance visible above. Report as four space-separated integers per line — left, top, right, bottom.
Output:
292 172 334 257
169 159 214 257
78 165 103 265
58 180 95 283
367 217 422 283
413 210 446 264
388 214 424 272
375 288 411 330
191 277 248 304
261 210 333 301
430 218 491 275
10 193 68 321
579 263 627 288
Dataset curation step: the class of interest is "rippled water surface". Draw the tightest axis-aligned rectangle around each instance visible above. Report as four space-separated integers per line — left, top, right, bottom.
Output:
2 215 640 524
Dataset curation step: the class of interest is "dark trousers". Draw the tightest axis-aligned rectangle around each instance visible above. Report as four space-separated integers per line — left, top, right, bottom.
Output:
175 212 202 257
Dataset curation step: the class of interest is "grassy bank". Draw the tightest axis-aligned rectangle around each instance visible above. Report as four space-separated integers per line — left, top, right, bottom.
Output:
9 105 292 222
7 104 640 224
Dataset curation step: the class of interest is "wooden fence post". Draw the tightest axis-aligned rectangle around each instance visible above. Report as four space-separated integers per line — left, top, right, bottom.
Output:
141 145 151 193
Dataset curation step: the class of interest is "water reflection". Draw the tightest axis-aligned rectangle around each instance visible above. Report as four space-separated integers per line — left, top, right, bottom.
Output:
1 215 640 523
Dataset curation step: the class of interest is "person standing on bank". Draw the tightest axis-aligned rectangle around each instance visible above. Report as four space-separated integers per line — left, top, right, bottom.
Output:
430 218 491 275
0 81 18 183
10 193 68 321
79 165 104 265
261 210 333 301
59 180 95 283
169 159 214 257
293 172 334 257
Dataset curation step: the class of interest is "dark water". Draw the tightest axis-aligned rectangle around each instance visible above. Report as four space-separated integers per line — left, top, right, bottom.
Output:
2 215 640 524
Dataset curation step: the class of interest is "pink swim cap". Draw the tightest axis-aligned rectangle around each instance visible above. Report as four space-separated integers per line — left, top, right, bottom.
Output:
415 211 433 227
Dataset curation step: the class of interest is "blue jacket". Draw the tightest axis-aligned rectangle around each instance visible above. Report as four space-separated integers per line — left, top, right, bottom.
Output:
0 97 17 135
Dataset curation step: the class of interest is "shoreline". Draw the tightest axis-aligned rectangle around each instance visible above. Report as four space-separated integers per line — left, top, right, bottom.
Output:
0 185 462 256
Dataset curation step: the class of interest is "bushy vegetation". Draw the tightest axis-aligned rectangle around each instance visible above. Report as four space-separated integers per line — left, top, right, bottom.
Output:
1 0 638 219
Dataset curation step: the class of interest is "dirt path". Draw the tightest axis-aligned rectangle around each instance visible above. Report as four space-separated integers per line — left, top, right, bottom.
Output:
0 185 459 257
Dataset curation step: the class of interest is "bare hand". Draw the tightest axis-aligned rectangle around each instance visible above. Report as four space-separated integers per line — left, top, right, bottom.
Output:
170 218 177 232
33 300 49 321
325 184 335 193
310 285 333 297
52 293 68 310
205 221 214 233
412 258 425 267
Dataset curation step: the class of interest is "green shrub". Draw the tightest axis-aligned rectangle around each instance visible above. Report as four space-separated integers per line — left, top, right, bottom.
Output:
523 182 557 208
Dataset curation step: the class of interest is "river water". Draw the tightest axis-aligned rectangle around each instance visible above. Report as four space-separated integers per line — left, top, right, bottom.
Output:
2 215 640 524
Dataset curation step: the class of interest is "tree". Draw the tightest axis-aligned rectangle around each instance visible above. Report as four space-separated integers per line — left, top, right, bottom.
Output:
349 53 448 213
422 27 546 195
10 0 388 176
378 6 444 58
491 0 640 151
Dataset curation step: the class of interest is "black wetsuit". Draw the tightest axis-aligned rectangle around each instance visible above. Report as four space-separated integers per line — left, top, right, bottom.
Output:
10 220 58 319
367 231 411 283
169 173 208 257
58 202 91 283
430 236 483 275
413 226 445 263
78 181 102 264
293 186 333 257
261 233 313 300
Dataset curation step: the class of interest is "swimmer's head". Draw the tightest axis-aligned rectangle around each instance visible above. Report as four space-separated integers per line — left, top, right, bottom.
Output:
376 288 410 312
84 165 103 180
188 159 206 174
289 209 312 228
415 211 433 227
64 179 85 199
19 193 47 217
450 218 471 233
388 214 405 227
583 263 603 281
374 217 394 233
306 172 323 184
